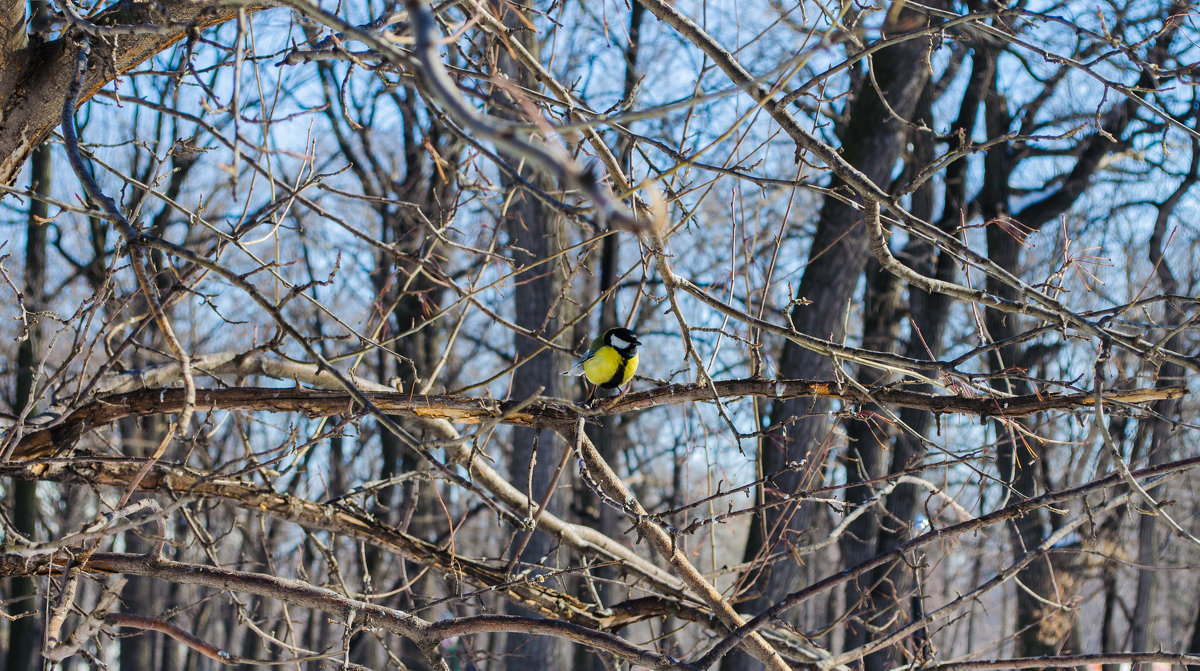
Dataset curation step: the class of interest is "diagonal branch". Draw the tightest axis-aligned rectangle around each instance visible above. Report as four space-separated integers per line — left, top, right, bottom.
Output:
0 457 632 628
563 423 793 671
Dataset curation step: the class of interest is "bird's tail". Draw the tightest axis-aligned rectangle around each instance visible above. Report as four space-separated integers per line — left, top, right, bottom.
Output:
561 362 585 376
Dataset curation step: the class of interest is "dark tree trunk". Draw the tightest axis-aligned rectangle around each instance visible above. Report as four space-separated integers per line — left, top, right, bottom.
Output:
978 60 1069 662
502 182 571 669
5 112 50 671
847 47 997 669
837 257 903 656
982 147 1064 660
310 40 460 664
1102 570 1119 671
976 8 1186 657
498 5 572 668
1129 129 1193 663
574 4 644 670
1189 594 1200 671
726 5 945 669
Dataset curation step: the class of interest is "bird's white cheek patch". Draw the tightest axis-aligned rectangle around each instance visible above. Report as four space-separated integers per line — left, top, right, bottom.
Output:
611 336 633 349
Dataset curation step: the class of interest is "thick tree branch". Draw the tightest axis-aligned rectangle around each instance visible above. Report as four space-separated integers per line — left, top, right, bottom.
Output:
0 0 273 186
10 382 1182 459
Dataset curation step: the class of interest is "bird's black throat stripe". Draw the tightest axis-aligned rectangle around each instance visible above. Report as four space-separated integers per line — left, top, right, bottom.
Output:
601 357 628 390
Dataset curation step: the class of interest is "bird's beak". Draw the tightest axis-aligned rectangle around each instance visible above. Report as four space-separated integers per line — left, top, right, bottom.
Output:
632 337 642 346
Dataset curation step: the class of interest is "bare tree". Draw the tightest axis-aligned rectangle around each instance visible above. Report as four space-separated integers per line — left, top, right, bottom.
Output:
1 1 1199 670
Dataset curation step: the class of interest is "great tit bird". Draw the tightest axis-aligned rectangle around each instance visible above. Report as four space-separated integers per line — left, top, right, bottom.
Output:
563 327 641 390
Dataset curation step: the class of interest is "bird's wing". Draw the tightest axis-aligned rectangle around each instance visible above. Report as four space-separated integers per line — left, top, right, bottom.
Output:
561 336 604 376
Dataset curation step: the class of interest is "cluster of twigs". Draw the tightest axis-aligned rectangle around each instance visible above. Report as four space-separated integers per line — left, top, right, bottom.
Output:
0 0 1197 669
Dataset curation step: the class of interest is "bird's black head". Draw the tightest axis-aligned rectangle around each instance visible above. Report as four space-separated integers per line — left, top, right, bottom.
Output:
604 327 641 353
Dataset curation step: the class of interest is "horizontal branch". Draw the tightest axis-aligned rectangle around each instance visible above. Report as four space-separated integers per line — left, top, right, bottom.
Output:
74 351 689 596
608 379 1183 418
11 382 1184 459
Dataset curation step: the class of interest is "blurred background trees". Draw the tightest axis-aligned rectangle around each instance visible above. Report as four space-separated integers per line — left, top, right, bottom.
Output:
1 0 1198 669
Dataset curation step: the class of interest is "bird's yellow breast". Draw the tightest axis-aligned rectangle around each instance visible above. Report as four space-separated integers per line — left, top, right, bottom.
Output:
583 347 638 389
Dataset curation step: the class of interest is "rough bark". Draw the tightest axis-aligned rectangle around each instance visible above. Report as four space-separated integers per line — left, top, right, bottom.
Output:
502 171 572 667
5 116 49 671
846 45 995 671
728 5 946 668
0 1 271 186
0 0 28 123
499 4 573 667
978 71 1064 654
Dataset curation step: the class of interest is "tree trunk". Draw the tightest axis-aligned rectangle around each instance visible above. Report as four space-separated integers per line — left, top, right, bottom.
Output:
574 4 644 669
1129 132 1192 663
979 68 1076 661
727 5 944 669
851 50 992 669
1188 594 1200 671
5 113 49 671
502 186 571 669
499 5 572 668
838 258 903 656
